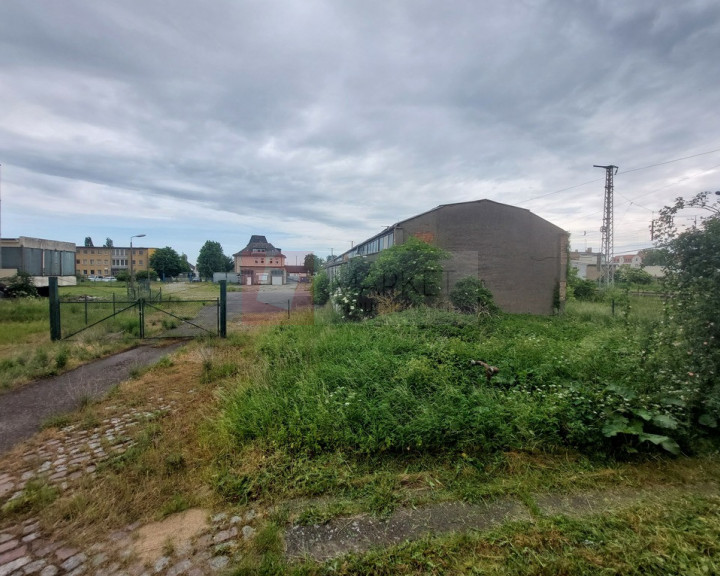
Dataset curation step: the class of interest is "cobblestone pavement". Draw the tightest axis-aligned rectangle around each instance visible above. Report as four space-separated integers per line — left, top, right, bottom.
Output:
0 399 258 576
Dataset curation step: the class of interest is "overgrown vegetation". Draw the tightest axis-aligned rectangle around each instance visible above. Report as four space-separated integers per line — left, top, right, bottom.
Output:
1 271 39 298
221 298 696 464
330 237 448 319
311 270 330 305
652 190 720 433
449 276 499 314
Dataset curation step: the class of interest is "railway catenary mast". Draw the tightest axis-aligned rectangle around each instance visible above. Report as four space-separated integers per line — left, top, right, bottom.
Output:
594 164 618 286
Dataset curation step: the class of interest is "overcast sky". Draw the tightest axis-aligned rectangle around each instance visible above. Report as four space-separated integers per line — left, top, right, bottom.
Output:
2 0 719 263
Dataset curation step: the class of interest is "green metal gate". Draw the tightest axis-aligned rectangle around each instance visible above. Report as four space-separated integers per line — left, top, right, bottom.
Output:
49 278 227 341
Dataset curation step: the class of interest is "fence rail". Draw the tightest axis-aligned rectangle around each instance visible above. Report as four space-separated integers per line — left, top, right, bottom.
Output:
49 278 227 341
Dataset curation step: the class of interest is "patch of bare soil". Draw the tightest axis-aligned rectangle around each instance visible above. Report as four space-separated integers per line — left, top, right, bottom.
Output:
134 508 210 564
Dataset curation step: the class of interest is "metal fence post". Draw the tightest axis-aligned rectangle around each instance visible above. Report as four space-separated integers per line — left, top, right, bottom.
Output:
219 280 227 338
49 277 61 341
139 298 145 338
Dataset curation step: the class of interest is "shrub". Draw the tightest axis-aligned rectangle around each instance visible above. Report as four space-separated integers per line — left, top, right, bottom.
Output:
572 279 599 301
615 265 653 286
449 277 498 314
364 237 448 308
332 258 374 320
136 270 158 281
652 191 720 433
311 270 330 305
2 271 38 298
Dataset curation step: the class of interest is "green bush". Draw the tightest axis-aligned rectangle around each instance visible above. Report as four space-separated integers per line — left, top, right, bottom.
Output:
311 270 330 305
615 265 653 286
449 277 498 314
572 279 599 301
136 270 158 281
332 258 373 320
2 271 38 298
364 237 448 308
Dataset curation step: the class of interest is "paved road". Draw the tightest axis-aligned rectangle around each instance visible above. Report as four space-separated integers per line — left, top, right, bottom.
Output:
227 283 312 318
0 342 184 455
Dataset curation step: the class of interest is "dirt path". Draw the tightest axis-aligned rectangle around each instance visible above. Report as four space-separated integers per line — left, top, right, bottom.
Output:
0 341 184 456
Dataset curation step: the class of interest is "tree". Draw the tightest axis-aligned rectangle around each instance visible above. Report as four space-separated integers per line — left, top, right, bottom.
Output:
149 246 185 279
196 241 233 279
103 238 114 248
311 270 330 305
364 237 448 308
653 190 720 431
638 248 669 267
303 254 324 275
615 265 653 285
84 237 94 247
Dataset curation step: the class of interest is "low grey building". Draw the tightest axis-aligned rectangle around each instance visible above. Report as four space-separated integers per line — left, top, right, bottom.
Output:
327 200 568 315
0 236 77 287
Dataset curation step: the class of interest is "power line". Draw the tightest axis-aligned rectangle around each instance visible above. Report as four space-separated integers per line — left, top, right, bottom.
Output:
618 147 720 175
519 145 720 204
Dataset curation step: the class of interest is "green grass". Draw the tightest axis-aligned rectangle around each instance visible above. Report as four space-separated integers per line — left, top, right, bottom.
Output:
274 493 720 575
220 302 672 460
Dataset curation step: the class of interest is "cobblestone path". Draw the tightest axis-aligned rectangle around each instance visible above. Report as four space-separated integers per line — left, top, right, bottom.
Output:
0 398 259 576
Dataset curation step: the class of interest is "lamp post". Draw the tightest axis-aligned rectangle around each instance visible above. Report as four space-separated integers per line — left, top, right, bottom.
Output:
129 234 146 296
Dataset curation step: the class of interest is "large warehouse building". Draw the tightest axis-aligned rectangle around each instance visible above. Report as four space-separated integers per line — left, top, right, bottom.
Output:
326 200 568 315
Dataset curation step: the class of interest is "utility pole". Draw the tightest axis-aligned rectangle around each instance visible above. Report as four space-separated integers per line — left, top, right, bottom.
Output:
594 164 618 287
0 163 3 273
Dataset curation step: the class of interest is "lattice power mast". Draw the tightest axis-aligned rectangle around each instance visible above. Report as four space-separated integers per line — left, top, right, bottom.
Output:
593 164 618 286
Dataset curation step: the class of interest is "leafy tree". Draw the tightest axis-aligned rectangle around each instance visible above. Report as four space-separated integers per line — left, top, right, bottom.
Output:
615 265 653 286
304 254 324 275
450 277 498 314
652 190 720 432
103 238 114 248
149 246 185 279
196 241 233 279
115 270 130 282
311 270 330 305
364 237 448 308
639 248 669 267
180 253 192 274
84 237 94 247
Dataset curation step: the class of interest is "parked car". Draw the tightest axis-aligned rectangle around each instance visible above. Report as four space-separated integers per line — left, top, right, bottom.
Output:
102 276 117 282
88 275 103 281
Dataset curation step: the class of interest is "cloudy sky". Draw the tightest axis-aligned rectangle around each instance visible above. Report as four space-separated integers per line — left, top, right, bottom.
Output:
2 0 719 263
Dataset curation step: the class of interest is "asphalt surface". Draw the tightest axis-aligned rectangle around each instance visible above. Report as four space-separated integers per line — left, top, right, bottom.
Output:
0 342 184 455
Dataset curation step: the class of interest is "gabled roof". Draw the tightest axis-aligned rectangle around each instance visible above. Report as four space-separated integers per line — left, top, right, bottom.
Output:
234 235 285 257
329 199 567 265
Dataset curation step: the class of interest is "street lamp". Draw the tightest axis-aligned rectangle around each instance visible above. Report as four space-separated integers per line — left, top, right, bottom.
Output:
129 234 146 295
